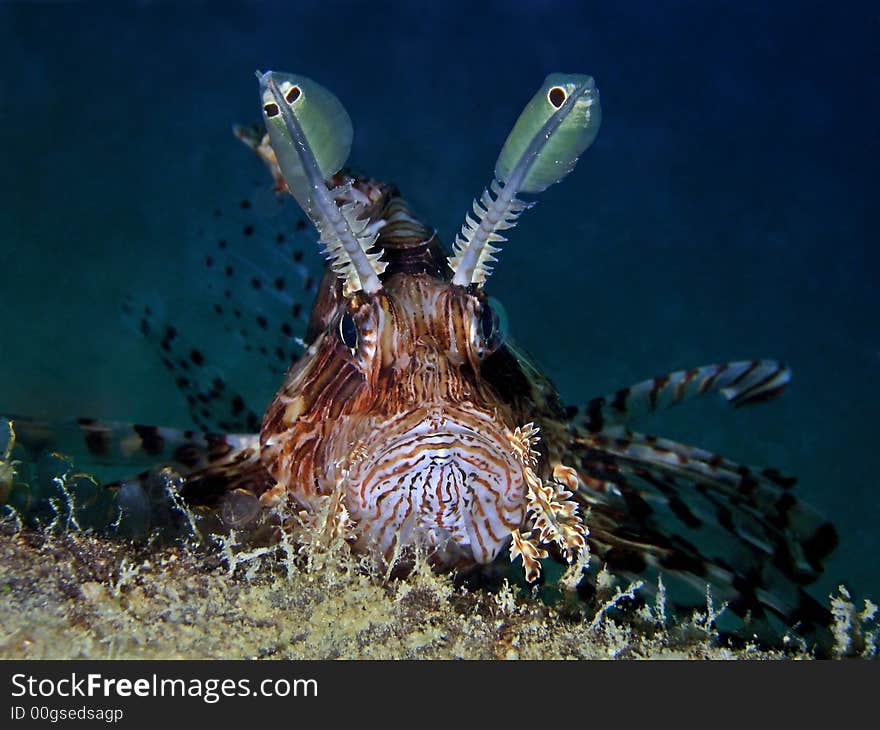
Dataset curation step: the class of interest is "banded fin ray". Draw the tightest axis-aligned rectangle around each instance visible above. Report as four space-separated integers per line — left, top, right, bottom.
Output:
107 430 273 521
234 123 289 193
571 429 838 644
583 360 791 435
576 430 833 571
8 415 258 472
8 415 273 533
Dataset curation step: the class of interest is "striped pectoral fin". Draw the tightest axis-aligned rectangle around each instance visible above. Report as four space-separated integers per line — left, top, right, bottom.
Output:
122 298 263 433
107 434 274 540
570 429 838 647
108 431 274 536
8 415 259 474
5 415 272 536
576 429 837 580
582 359 791 434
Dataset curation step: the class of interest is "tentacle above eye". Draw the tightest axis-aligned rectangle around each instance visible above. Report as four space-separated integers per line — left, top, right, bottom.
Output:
449 73 601 287
258 70 386 295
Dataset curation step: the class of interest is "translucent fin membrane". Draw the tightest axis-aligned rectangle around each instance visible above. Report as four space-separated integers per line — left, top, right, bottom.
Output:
121 297 263 433
258 71 386 295
569 359 837 645
573 427 837 643
450 73 601 287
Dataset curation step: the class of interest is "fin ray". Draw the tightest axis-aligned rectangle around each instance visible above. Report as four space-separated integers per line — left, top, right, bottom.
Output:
583 360 791 434
570 429 837 644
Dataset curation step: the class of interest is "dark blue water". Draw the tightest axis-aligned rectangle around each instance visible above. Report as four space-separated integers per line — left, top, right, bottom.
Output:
1 1 877 605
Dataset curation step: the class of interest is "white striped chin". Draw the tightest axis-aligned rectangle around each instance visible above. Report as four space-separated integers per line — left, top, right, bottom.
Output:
344 421 527 566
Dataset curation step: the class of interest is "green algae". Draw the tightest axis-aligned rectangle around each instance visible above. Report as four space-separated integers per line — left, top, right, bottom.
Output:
0 526 782 660
7 519 876 660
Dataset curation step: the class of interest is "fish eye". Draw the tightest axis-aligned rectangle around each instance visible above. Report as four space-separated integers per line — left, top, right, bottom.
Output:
284 85 302 104
480 302 495 341
547 86 567 108
263 102 280 118
473 296 507 359
339 311 358 352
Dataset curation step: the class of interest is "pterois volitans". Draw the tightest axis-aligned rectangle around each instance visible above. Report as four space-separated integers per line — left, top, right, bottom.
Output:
5 71 839 647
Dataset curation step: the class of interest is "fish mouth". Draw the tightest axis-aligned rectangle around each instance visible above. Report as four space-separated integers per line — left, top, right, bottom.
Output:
342 411 528 565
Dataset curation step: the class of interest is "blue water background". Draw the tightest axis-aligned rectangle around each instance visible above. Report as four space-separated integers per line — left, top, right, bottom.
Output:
1 1 877 603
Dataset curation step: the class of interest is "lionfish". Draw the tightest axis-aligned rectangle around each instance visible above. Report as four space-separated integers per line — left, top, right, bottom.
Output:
5 71 838 647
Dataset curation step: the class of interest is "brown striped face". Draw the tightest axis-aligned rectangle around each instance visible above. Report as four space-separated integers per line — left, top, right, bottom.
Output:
258 267 532 567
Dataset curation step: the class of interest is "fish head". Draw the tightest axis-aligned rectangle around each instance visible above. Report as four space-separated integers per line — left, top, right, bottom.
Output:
250 70 597 569
259 227 537 567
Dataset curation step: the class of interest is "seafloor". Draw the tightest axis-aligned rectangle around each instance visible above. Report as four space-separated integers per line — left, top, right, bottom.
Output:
0 528 787 660
0 521 875 661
